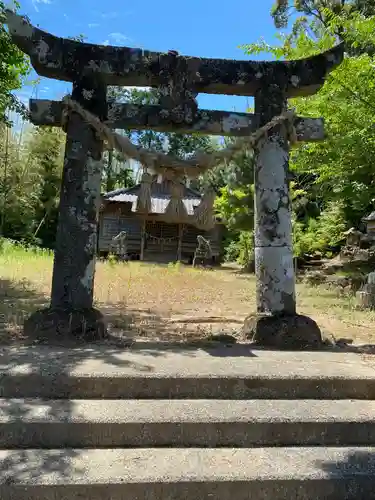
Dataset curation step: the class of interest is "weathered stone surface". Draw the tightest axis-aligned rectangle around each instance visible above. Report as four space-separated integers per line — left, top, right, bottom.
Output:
21 77 108 340
357 289 375 309
357 275 375 309
243 313 323 349
254 84 296 315
49 76 106 313
30 99 325 141
19 77 109 341
254 247 296 314
23 307 107 343
294 116 325 141
6 10 344 97
158 50 198 124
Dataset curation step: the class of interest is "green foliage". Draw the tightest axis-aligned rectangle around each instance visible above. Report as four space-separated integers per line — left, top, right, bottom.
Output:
222 231 254 269
0 124 35 241
107 253 117 267
215 185 254 232
237 11 375 261
0 122 66 247
0 236 53 257
285 17 375 226
237 231 254 268
213 139 255 234
213 146 255 268
0 2 31 123
271 0 375 31
27 126 65 247
67 34 87 42
293 201 347 257
224 238 241 262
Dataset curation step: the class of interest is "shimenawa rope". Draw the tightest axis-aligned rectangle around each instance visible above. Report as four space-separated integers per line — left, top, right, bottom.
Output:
62 96 297 230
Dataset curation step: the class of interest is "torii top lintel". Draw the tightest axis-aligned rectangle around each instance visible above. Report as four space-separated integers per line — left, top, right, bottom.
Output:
6 10 344 98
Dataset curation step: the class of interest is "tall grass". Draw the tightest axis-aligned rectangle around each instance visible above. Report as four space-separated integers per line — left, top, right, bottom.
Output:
0 237 54 258
0 238 53 295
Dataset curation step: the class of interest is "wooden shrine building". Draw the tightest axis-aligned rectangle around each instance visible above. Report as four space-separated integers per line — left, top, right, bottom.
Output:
99 177 224 264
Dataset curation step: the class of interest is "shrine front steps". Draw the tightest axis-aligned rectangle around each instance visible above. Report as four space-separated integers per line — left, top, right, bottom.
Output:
2 343 375 400
1 447 375 500
1 344 375 499
3 398 375 449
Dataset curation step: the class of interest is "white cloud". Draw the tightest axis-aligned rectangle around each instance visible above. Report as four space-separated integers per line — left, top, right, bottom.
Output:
101 11 117 19
93 10 132 19
88 23 100 28
108 32 130 45
101 33 131 46
32 0 51 12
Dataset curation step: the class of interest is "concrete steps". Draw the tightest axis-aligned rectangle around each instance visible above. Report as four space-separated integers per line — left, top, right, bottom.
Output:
3 398 375 448
1 447 375 500
4 372 375 399
1 344 375 399
1 344 375 498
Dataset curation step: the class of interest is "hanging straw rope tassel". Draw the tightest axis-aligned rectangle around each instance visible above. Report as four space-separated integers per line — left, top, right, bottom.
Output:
285 111 298 146
136 171 153 214
194 188 216 231
164 180 189 223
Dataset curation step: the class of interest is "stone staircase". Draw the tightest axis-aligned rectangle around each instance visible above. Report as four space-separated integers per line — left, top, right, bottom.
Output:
1 343 375 499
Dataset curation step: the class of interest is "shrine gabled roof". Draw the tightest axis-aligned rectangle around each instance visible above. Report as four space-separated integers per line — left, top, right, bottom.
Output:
6 10 344 98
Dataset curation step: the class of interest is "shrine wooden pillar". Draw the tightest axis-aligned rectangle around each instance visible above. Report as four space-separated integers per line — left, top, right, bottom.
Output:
177 224 183 261
140 219 146 261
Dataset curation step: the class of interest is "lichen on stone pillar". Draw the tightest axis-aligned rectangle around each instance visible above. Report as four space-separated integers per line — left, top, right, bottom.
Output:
24 75 107 343
245 81 322 349
254 83 295 315
158 50 198 124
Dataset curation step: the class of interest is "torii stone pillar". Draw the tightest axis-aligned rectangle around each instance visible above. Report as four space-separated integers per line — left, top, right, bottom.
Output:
246 82 322 349
24 76 107 341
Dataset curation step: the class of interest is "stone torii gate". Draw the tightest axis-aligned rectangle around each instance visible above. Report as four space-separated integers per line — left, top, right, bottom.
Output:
6 11 343 347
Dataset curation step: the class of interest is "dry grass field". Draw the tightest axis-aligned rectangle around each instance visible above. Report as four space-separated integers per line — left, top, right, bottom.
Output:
0 242 375 345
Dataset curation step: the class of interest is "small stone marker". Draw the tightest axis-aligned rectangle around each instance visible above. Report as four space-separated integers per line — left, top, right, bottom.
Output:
357 271 375 309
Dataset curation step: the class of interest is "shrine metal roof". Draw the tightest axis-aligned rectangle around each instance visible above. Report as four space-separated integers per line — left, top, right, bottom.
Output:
102 180 201 216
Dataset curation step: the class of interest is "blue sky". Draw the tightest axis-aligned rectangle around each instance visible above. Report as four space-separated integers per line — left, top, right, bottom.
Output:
13 0 286 122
